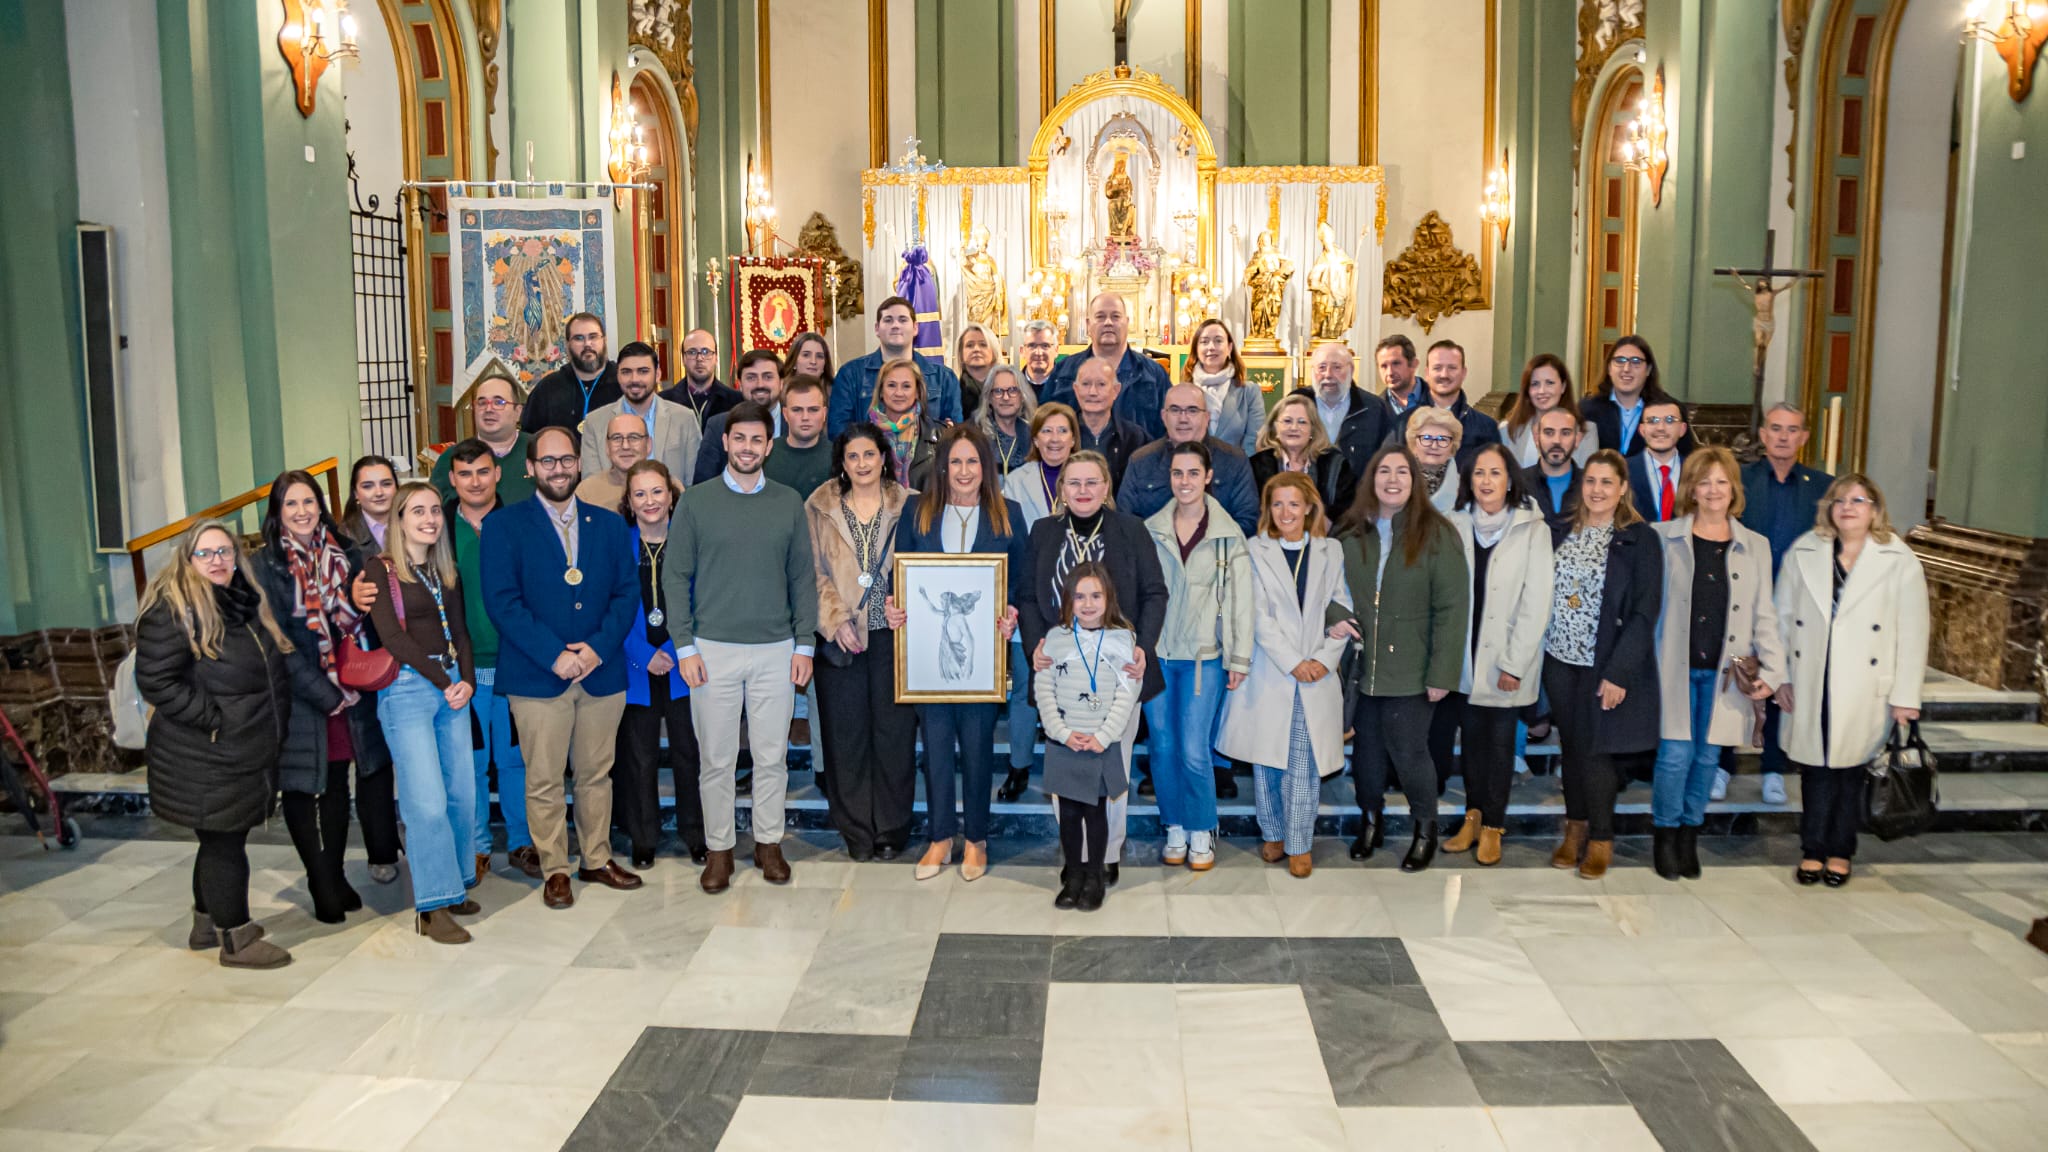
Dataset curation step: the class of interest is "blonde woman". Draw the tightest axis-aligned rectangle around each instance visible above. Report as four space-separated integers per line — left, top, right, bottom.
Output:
956 321 1003 422
1776 474 1928 887
1406 406 1466 514
365 482 479 943
1250 392 1357 522
134 519 294 968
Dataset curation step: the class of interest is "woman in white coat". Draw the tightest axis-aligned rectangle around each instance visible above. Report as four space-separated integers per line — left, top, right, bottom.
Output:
1774 473 1928 888
1651 446 1786 881
1407 406 1464 515
1217 472 1353 878
1440 444 1555 866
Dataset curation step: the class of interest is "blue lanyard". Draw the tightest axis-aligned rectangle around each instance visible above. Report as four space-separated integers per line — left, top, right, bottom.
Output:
578 376 599 416
1082 628 1106 696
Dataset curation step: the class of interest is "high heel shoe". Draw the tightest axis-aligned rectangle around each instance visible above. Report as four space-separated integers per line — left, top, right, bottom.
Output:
959 841 988 882
914 841 953 881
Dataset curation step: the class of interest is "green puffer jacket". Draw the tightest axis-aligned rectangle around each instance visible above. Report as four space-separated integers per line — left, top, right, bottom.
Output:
1335 509 1470 698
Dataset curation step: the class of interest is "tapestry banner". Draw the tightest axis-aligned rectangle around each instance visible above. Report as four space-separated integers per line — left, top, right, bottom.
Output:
451 196 620 392
727 257 826 362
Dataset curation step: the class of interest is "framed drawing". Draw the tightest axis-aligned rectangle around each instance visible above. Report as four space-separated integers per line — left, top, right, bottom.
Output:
1243 354 1296 411
893 553 1009 703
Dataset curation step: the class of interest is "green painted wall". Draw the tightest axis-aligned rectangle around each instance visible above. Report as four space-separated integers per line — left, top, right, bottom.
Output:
1933 49 2048 537
0 0 100 630
1491 0 1577 391
508 0 582 182
915 0 1018 167
691 0 755 342
1632 0 1705 390
1226 0 1330 166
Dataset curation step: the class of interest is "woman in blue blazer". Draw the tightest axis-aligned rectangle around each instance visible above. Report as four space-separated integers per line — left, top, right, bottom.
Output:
617 461 707 867
888 425 1029 882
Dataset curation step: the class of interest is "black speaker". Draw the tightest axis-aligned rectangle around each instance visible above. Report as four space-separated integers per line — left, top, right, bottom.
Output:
76 224 129 553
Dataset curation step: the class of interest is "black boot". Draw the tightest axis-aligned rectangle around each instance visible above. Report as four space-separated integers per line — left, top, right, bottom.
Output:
1215 767 1238 799
1349 809 1384 860
1053 865 1081 910
1678 825 1703 879
1077 864 1106 912
996 767 1031 802
1400 819 1439 872
1137 772 1155 799
1652 827 1683 881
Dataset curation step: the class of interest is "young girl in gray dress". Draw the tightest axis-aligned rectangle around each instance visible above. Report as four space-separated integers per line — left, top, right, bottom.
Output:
1035 563 1139 912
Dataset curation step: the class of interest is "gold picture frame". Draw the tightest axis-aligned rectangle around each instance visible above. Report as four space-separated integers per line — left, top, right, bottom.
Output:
892 552 1011 703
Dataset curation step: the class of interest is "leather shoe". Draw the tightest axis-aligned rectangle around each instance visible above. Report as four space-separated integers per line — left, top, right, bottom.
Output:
1215 768 1238 799
1136 774 1155 799
448 898 481 915
1260 840 1287 864
689 844 710 865
754 842 792 884
542 874 574 909
1103 863 1119 887
474 853 491 880
996 767 1031 802
631 851 655 870
509 845 542 878
577 861 644 890
700 849 735 893
875 844 901 861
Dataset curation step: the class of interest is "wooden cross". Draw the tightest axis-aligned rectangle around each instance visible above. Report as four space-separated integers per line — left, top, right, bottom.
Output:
1713 229 1825 441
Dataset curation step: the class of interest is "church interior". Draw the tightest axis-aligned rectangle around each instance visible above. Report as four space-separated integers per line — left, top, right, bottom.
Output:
3 2 2048 1150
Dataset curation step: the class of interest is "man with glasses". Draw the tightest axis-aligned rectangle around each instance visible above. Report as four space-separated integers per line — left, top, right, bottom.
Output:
661 328 743 420
520 313 621 446
694 349 785 483
1017 319 1061 393
581 341 702 485
1627 398 1691 523
1581 339 1697 457
576 412 650 510
432 375 535 504
482 427 645 908
1392 338 1501 469
1116 383 1260 533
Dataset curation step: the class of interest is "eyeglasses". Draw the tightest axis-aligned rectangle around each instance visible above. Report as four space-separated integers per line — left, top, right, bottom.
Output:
681 348 716 358
1643 415 1683 426
1831 496 1874 508
1164 406 1207 419
472 396 518 411
1416 434 1453 446
567 333 603 346
535 455 580 470
191 546 234 562
606 432 650 445
1610 355 1647 368
1065 477 1106 491
989 387 1022 399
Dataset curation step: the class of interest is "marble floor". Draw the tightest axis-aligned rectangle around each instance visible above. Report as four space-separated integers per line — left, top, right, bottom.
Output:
3 824 2048 1151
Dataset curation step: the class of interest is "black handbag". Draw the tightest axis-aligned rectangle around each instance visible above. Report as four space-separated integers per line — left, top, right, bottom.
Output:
1862 720 1938 841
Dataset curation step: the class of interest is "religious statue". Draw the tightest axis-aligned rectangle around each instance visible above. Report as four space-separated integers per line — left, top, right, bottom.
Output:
1727 272 1793 376
1243 230 1294 346
1306 222 1357 343
499 236 571 364
961 227 1010 337
1104 153 1138 244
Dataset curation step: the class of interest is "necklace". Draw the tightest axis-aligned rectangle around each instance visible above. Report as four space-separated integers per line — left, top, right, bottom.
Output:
1065 512 1104 558
846 497 883 589
950 503 977 551
1285 537 1309 585
1040 462 1063 515
641 537 667 626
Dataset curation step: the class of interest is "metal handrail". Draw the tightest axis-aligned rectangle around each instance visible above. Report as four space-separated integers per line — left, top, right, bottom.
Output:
123 458 344 595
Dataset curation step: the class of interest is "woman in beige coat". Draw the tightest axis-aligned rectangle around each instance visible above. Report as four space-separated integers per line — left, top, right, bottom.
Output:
804 424 914 861
1651 446 1785 880
1774 474 1928 887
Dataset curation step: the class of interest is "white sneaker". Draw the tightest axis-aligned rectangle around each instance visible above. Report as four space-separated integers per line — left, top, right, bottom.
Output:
1761 773 1788 805
1710 769 1730 802
1163 825 1188 865
1188 830 1215 871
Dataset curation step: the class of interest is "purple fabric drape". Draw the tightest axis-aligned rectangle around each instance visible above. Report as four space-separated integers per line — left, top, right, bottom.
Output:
896 244 944 360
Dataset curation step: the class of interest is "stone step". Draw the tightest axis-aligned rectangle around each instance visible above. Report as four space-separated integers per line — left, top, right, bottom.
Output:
1919 669 2039 724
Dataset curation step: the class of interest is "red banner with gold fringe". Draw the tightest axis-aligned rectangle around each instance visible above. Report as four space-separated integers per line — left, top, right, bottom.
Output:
727 257 826 364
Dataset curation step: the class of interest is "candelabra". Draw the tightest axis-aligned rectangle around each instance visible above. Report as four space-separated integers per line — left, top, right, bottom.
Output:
1620 67 1670 208
1964 1 2048 102
1479 150 1512 251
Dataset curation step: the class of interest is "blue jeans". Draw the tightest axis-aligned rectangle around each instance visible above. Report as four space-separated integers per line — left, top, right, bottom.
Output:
1141 658 1225 833
919 702 997 843
379 668 477 912
471 667 529 852
1653 667 1721 827
1005 638 1035 770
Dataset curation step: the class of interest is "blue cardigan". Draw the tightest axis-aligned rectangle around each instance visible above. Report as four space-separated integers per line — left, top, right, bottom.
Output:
480 496 640 699
893 496 1031 611
624 524 688 706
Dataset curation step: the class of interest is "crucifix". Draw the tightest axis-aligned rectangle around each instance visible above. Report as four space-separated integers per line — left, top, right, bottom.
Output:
1713 229 1824 456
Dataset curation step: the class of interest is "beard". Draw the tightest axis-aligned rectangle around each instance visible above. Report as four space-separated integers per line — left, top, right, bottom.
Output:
535 471 578 502
573 347 604 374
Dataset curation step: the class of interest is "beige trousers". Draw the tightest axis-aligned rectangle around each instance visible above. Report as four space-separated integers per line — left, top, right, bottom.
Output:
508 683 629 877
691 637 798 851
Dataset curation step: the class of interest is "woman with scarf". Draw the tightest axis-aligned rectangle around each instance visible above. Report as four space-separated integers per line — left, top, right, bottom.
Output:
869 357 941 490
1182 319 1266 455
1250 392 1357 522
1406 407 1466 515
250 470 387 922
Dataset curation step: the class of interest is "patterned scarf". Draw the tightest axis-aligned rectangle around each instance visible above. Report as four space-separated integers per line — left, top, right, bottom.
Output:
284 527 362 709
870 405 921 485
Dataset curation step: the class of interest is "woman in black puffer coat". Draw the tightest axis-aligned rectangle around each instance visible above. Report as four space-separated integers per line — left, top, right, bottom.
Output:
135 519 295 969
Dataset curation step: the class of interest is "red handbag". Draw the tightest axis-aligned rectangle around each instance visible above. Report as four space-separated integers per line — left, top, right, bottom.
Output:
337 570 405 691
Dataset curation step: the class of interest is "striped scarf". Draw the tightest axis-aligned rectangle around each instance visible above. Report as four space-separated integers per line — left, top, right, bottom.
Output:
284 528 362 710
1051 511 1105 610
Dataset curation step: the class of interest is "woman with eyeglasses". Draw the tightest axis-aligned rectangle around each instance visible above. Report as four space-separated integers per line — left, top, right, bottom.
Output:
335 455 404 885
1542 449 1663 879
1501 354 1598 469
1774 475 1927 888
135 520 295 968
1406 406 1466 515
1183 318 1266 455
975 363 1040 475
1249 392 1357 523
955 322 1002 422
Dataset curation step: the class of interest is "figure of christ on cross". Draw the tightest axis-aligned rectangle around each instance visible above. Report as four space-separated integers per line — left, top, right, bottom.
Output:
1714 228 1824 455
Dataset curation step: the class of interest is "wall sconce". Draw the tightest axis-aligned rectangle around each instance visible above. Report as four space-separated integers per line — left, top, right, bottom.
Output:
743 157 778 253
1964 1 2048 102
605 72 648 205
1621 67 1671 208
1479 150 1512 250
277 0 359 118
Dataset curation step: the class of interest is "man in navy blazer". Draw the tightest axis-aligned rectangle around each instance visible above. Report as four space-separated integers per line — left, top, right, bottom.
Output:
1626 398 1690 524
482 427 645 908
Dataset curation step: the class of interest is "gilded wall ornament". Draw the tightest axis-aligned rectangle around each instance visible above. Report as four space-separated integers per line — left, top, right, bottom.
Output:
1572 0 1646 165
470 0 503 177
795 212 864 326
1783 0 1814 208
1381 211 1485 334
629 0 699 168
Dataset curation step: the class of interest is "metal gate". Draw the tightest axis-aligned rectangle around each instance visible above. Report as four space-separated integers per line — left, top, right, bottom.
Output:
349 161 416 463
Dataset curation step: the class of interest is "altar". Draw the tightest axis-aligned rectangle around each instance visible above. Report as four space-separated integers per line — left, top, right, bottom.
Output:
859 66 1385 374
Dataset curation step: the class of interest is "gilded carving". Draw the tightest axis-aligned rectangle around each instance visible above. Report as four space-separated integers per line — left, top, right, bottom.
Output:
1381 211 1486 334
1783 0 1814 208
629 0 699 171
794 212 865 326
1572 0 1646 164
469 0 502 177
861 167 1032 186
1216 165 1382 184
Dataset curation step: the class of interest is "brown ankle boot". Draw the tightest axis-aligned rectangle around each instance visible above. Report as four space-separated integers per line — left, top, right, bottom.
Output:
1259 841 1287 864
1578 839 1613 879
218 920 291 969
1476 826 1504 866
1442 810 1481 853
415 908 472 944
1551 820 1588 870
1287 853 1314 878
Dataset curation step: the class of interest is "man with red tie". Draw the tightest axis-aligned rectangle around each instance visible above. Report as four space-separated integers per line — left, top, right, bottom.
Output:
1628 398 1691 523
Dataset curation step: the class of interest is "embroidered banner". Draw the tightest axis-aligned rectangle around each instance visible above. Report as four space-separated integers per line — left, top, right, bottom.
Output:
451 196 620 390
728 257 826 360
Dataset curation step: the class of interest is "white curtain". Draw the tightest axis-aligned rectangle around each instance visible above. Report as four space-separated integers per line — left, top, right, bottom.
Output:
863 179 1032 361
1041 96 1204 265
1215 178 1383 359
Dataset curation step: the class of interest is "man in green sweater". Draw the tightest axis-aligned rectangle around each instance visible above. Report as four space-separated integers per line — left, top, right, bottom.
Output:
431 375 537 505
763 374 833 497
664 401 819 893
